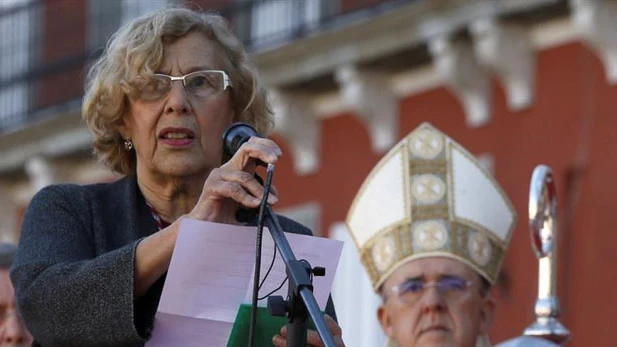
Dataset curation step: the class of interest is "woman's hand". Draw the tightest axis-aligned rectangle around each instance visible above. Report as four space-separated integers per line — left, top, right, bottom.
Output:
188 136 281 224
272 314 345 347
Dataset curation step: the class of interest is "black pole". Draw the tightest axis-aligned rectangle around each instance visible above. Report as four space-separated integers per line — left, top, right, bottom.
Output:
247 226 262 347
223 123 336 345
245 161 335 347
248 164 275 347
263 204 336 347
285 261 308 347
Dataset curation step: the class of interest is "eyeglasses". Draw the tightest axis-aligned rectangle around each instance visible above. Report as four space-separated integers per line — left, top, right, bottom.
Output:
387 276 474 305
133 70 232 101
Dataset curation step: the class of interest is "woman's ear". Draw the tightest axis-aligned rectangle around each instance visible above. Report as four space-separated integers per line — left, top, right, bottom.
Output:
117 113 131 140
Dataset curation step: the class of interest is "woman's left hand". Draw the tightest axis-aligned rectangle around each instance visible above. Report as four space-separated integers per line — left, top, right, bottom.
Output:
272 314 345 347
187 136 281 224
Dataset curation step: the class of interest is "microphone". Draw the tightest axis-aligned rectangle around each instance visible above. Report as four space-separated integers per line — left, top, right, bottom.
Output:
222 122 260 158
222 122 267 223
223 125 280 347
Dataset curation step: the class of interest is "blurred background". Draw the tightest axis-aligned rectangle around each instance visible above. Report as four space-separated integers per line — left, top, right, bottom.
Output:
1 0 616 345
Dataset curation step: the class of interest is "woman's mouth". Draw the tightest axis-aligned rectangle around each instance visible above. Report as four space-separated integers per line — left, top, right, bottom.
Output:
158 128 195 147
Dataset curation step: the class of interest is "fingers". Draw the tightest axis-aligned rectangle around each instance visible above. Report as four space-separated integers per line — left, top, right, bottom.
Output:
306 330 326 346
190 136 281 223
273 332 345 347
272 333 323 347
275 314 345 347
323 314 342 336
229 137 282 170
270 184 279 198
215 137 281 209
248 136 282 157
219 170 278 205
272 334 285 347
205 169 278 209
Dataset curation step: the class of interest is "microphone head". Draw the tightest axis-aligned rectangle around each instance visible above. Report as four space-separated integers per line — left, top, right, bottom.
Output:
222 122 260 157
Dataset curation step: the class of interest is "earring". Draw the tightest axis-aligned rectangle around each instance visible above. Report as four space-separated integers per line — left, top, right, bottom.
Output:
124 138 133 151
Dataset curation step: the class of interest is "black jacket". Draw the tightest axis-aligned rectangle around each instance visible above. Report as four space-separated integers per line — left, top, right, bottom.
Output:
11 175 336 347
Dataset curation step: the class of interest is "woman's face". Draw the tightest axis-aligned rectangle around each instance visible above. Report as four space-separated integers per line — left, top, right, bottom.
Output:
120 31 234 180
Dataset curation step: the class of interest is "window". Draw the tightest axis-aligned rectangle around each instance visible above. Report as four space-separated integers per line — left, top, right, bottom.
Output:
0 0 36 125
121 0 171 24
87 0 122 52
250 0 325 48
87 0 173 52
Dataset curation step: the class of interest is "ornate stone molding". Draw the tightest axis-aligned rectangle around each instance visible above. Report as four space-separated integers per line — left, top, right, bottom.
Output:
470 18 536 111
0 185 19 242
24 156 55 193
335 64 398 153
429 35 492 127
269 89 320 175
571 0 617 84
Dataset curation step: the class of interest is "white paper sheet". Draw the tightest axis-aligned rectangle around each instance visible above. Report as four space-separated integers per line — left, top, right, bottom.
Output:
147 218 343 347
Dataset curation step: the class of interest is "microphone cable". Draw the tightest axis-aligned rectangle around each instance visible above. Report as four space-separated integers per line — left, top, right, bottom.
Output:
249 163 276 347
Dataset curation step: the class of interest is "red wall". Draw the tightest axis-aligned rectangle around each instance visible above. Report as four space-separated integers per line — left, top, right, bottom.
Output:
271 41 617 345
38 0 85 109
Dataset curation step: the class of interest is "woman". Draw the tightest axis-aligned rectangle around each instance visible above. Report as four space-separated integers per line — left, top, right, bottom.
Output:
11 7 342 347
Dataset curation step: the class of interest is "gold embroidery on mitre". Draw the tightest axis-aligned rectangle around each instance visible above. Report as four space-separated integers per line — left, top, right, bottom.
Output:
410 160 448 175
408 128 444 159
411 174 446 205
371 234 398 273
412 220 449 251
347 123 516 290
468 231 492 267
412 204 449 220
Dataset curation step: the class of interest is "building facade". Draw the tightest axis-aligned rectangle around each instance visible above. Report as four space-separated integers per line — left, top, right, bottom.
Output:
1 0 617 345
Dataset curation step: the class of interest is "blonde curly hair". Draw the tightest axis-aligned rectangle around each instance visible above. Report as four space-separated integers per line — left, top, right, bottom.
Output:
82 7 273 175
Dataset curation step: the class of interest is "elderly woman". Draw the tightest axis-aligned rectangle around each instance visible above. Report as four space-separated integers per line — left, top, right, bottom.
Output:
11 7 342 347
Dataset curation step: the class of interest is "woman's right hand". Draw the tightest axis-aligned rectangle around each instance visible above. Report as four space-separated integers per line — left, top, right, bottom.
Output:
187 136 281 224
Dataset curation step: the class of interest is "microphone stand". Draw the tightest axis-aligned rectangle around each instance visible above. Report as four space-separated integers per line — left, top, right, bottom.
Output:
248 164 336 347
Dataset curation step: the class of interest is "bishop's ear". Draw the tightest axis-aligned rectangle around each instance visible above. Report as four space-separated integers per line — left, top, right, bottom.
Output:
479 295 496 334
377 304 395 339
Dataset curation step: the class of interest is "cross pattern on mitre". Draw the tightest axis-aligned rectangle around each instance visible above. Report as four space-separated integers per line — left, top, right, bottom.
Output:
414 220 448 250
468 231 492 266
371 234 397 272
412 174 446 204
409 128 444 159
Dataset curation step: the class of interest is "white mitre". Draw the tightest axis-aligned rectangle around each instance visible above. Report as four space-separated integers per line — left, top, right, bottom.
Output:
346 122 517 290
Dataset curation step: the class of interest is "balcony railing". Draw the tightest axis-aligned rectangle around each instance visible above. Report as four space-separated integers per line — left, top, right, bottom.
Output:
0 0 410 134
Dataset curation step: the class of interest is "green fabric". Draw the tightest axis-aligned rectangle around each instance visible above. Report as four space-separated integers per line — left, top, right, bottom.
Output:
227 304 317 347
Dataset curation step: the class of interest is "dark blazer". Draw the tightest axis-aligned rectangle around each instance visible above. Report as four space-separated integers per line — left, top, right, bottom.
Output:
11 175 335 347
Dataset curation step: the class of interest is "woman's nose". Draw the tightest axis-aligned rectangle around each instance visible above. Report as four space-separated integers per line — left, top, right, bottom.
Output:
164 81 192 116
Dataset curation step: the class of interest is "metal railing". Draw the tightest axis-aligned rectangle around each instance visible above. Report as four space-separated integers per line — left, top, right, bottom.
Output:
0 0 407 134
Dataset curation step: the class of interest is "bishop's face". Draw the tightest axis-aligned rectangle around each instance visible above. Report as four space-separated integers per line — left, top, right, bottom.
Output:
378 257 495 347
